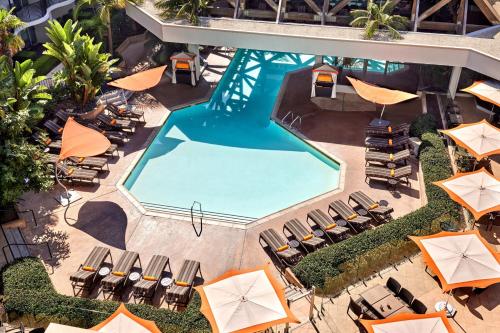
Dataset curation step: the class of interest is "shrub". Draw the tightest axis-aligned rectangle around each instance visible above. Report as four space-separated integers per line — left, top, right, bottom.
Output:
1 258 209 332
33 55 59 76
292 114 459 288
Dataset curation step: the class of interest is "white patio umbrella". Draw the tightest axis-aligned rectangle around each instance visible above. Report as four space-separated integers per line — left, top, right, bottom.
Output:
46 323 92 333
461 80 500 107
410 230 500 292
433 168 500 219
440 119 500 160
91 303 161 333
195 266 299 333
361 312 455 333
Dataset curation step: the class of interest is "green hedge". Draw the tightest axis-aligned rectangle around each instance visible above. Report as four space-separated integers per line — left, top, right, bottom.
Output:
292 114 458 288
1 258 209 332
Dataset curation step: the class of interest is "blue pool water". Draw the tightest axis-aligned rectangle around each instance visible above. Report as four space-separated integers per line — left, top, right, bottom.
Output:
125 50 341 220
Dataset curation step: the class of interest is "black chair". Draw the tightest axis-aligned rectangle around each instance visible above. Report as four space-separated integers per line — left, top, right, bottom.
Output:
347 297 377 322
386 277 402 295
399 288 414 305
411 299 427 314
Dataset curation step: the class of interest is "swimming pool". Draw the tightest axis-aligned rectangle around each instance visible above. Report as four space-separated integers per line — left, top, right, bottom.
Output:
124 50 341 221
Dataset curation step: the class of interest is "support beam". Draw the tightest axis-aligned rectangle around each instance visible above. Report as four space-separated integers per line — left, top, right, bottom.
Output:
187 44 201 81
417 0 453 23
276 0 284 22
263 0 278 12
456 0 467 34
328 0 351 16
321 0 329 25
472 0 500 24
448 66 462 99
304 0 322 15
461 0 468 35
411 0 420 31
233 0 241 18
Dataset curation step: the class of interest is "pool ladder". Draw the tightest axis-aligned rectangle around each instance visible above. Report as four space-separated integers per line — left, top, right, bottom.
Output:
281 111 302 129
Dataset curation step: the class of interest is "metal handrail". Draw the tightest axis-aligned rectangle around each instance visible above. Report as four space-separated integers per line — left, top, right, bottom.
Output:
281 111 293 123
289 114 302 129
1 241 52 265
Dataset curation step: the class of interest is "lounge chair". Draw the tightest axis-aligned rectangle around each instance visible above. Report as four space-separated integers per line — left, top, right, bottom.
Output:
348 191 394 222
86 123 128 144
98 89 133 106
101 250 141 295
68 156 108 171
365 123 410 137
365 149 410 166
283 218 325 252
365 135 409 150
365 165 412 185
70 246 112 294
133 255 170 301
306 209 350 242
56 163 99 184
166 260 202 305
47 139 118 157
259 229 303 267
97 113 136 132
107 103 145 123
328 200 372 232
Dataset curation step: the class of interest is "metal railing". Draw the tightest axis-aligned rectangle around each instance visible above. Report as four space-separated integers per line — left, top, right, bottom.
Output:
1 241 52 265
141 202 256 224
281 111 302 129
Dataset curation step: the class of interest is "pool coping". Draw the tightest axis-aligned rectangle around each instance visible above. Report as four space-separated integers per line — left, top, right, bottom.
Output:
116 56 346 230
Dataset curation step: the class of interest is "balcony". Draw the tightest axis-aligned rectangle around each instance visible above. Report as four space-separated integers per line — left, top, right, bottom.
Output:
11 0 75 33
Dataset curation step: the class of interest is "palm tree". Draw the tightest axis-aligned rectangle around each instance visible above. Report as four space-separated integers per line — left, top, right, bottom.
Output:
0 8 25 63
155 0 210 25
350 0 408 40
73 0 143 53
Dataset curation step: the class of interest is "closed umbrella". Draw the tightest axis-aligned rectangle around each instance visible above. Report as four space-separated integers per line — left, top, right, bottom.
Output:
433 168 500 219
440 119 500 160
92 303 161 333
409 230 500 292
361 312 455 333
195 266 299 333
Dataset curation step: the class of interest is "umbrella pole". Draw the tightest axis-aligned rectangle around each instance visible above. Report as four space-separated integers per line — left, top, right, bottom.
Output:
54 161 71 225
379 105 386 119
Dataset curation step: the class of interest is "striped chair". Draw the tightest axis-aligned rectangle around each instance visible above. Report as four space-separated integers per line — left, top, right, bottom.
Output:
348 191 394 222
306 209 350 242
365 149 410 166
133 255 170 301
259 229 303 267
70 246 112 294
101 251 141 295
365 135 409 150
365 165 412 185
283 219 325 252
166 260 202 305
329 200 372 232
365 123 410 137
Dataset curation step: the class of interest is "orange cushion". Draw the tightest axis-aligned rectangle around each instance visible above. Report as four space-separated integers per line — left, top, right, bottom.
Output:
389 153 394 161
388 139 393 146
277 245 289 252
175 280 189 287
347 213 358 221
77 157 85 163
112 271 125 277
44 138 52 145
58 127 63 133
82 266 95 272
387 126 392 133
110 118 117 125
317 74 333 83
303 234 313 241
66 167 75 176
325 223 337 230
369 203 379 210
390 169 395 177
143 275 158 281
175 61 190 70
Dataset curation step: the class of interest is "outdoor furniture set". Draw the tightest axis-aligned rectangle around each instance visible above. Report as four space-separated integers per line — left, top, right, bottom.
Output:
259 191 394 267
364 122 412 188
70 246 202 305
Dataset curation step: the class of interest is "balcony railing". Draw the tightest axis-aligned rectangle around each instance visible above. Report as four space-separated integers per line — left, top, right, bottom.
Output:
9 0 75 34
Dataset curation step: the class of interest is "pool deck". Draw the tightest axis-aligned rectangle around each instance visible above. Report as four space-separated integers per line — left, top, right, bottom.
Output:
21 52 426 310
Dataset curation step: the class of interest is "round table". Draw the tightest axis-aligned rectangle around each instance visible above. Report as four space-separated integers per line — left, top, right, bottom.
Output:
289 240 300 249
129 272 141 282
98 266 110 277
160 277 173 288
379 200 389 207
313 229 325 238
356 209 368 216
387 179 399 190
435 301 456 318
336 219 347 227
386 162 397 169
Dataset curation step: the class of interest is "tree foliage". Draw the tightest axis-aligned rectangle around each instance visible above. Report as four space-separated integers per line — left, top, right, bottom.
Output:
155 0 210 25
350 0 408 40
0 8 25 61
43 19 118 108
0 56 53 207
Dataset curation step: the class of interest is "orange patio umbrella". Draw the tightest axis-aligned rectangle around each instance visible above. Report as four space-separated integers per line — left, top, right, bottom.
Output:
107 65 167 92
439 119 500 160
410 230 500 292
92 303 161 333
195 265 299 333
347 76 418 119
361 311 455 333
461 80 500 107
59 117 111 161
433 168 500 220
